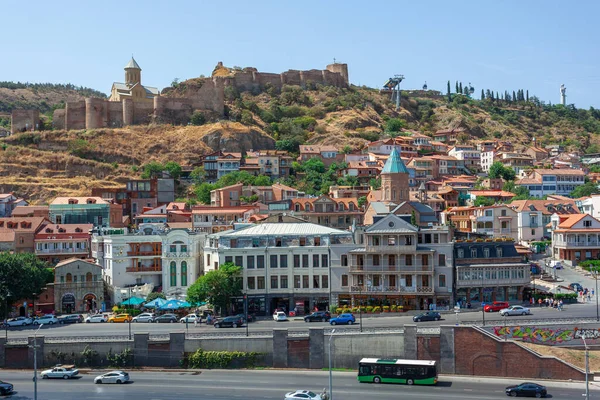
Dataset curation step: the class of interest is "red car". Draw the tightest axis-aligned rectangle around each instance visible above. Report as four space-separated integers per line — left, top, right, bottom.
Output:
484 301 509 312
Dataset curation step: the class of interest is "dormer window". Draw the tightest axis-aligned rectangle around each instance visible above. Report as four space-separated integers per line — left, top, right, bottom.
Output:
45 228 53 233
68 199 78 204
497 247 503 257
75 228 82 233
471 248 477 258
86 198 96 204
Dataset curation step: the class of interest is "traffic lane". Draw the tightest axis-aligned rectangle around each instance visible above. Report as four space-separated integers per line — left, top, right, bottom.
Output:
0 370 595 400
4 304 600 338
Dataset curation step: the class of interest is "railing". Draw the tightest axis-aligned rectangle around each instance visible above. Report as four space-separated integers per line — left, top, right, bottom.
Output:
165 252 191 257
456 278 530 287
35 248 88 255
350 285 433 293
126 265 161 273
365 244 416 252
554 241 599 247
501 228 512 234
127 251 161 256
349 264 433 273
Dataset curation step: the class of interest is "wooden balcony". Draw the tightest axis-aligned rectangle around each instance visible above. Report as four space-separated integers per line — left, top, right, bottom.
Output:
126 265 162 273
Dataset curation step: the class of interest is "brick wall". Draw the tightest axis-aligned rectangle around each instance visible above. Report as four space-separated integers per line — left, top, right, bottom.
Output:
53 109 65 130
10 109 39 134
454 327 586 380
65 100 86 130
417 335 440 363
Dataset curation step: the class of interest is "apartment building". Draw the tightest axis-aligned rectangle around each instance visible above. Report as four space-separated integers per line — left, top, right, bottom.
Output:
0 193 28 217
192 206 259 234
0 217 48 253
516 169 586 197
510 199 579 244
217 153 242 179
298 145 343 167
34 223 93 264
448 145 481 172
289 195 363 229
551 214 600 264
470 205 518 240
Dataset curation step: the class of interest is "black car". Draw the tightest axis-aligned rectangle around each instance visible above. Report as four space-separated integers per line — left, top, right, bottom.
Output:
214 316 244 328
569 283 583 292
505 382 547 397
412 311 441 322
304 311 331 322
154 314 178 323
234 314 255 323
0 380 13 396
58 314 83 324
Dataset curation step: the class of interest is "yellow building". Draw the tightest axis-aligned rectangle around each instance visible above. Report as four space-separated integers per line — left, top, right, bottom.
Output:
109 57 159 103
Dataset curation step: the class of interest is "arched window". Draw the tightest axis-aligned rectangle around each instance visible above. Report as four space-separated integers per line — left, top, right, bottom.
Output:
170 261 177 287
66 273 72 283
86 272 92 282
181 261 188 287
295 204 300 212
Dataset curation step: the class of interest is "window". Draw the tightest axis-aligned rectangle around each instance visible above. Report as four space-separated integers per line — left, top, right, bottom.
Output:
405 255 413 266
280 255 288 268
257 277 265 290
387 236 396 246
497 248 503 257
439 274 446 287
341 255 348 266
270 255 278 268
247 277 255 290
247 256 255 269
471 248 477 258
235 256 243 268
225 256 233 264
341 275 348 287
86 272 92 282
438 254 446 266
584 220 592 228
302 254 309 268
60 275 65 283
170 261 177 287
457 249 464 258
73 275 78 283
313 276 320 289
271 276 279 289
373 254 380 266
302 275 309 288
294 254 300 268
181 245 187 253
322 275 329 289
276 238 282 247
314 237 321 246
501 210 507 217
322 254 328 267
313 254 320 268
531 229 535 236
299 238 306 246
181 261 188 286
257 255 265 269
294 275 301 289
483 248 490 258
280 276 288 289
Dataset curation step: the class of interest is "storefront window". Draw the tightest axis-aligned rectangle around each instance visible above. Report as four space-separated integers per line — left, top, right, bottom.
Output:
508 286 518 301
496 287 506 301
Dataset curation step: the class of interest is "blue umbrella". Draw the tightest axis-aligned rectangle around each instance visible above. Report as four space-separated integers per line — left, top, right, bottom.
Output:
121 296 144 306
158 299 186 311
145 298 167 308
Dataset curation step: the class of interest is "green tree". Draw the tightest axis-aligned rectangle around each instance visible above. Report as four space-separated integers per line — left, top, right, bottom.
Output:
474 196 495 207
488 162 515 181
190 112 206 126
195 182 217 204
254 175 271 186
187 262 242 315
571 182 600 198
146 292 166 302
240 110 254 125
459 82 463 94
410 210 417 226
513 91 517 103
357 196 367 208
164 161 182 180
385 118 405 132
481 89 485 100
0 253 52 319
190 166 206 184
455 81 459 93
216 171 257 187
141 161 164 179
369 177 382 190
341 145 353 154
526 90 529 102
447 81 451 102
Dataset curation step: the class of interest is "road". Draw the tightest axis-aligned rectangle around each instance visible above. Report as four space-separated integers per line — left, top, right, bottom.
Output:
5 302 600 339
0 369 596 400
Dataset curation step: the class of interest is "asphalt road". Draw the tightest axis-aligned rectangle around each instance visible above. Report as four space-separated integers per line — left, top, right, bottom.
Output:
5 302 600 339
0 370 596 400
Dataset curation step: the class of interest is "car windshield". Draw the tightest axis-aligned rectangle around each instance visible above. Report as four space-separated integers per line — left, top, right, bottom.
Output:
306 392 316 397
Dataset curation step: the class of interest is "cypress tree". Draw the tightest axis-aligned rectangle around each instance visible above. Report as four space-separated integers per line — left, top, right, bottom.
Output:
481 89 485 100
513 91 517 103
459 82 463 94
456 81 459 93
490 91 495 101
447 81 451 102
496 92 499 101
526 90 529 102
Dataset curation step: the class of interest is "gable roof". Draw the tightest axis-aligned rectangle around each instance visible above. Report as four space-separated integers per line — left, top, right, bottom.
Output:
557 213 591 229
367 213 418 233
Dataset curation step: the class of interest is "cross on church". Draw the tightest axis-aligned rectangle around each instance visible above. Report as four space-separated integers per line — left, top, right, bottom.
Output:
333 58 336 64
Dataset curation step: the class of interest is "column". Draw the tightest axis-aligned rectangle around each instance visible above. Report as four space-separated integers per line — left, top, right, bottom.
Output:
169 332 185 368
134 333 149 367
273 329 288 368
309 328 325 369
404 325 417 359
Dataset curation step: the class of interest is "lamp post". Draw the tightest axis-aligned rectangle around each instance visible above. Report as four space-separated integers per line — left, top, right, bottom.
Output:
128 287 132 340
358 287 363 333
503 312 507 342
482 302 486 326
31 323 44 400
581 332 590 400
244 292 249 338
4 289 10 341
329 329 336 400
593 269 599 322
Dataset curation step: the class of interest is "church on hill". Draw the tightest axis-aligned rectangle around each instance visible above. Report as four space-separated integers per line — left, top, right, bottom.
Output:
108 57 159 103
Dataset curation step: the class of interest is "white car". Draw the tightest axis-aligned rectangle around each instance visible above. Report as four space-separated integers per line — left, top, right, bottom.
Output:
94 370 130 384
33 315 58 325
132 313 155 323
41 365 79 379
273 311 288 322
180 314 201 324
499 305 531 316
284 390 323 400
6 317 33 327
85 314 107 323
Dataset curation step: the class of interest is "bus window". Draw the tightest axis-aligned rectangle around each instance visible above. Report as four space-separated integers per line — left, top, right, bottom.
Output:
359 365 371 375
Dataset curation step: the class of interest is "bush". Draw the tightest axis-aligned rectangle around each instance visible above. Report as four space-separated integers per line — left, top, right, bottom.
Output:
351 307 360 313
68 138 94 158
190 111 206 126
383 306 390 312
81 345 98 366
184 348 261 369
390 305 397 312
17 132 42 146
107 348 133 368
335 307 343 314
366 306 374 313
373 306 381 313
240 110 254 125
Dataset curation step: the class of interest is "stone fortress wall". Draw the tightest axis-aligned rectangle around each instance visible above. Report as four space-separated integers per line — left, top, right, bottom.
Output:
11 62 349 133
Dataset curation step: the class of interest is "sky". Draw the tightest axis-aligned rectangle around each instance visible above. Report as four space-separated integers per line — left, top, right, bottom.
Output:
3 0 600 108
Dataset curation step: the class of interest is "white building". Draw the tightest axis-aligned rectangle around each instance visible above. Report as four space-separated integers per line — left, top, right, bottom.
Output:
516 169 586 197
448 145 481 172
92 223 204 305
203 222 356 316
481 150 495 173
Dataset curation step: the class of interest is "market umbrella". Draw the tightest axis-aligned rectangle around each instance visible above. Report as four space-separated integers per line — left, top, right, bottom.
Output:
121 296 145 306
145 298 167 308
158 299 186 311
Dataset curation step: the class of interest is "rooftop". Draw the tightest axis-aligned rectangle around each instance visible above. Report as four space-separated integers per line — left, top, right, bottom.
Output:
211 223 350 237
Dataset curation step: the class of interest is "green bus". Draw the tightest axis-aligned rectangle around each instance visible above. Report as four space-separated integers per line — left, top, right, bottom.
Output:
358 358 438 385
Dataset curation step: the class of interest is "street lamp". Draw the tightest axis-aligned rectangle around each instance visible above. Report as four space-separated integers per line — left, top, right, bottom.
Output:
482 302 486 326
581 333 590 400
329 329 336 400
4 289 11 341
592 269 599 322
244 292 249 338
31 323 44 400
358 287 363 333
128 287 132 340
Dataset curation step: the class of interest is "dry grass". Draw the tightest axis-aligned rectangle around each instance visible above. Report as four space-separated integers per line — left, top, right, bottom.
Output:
520 342 600 372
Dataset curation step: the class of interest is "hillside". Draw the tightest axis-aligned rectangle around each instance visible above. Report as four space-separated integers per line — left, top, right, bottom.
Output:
2 80 600 204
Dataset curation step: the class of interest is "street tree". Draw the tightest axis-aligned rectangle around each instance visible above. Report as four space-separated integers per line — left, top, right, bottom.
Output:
146 292 166 302
186 263 242 315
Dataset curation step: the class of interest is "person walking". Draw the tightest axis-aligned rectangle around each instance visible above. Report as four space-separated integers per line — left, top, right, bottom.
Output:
558 299 563 311
538 298 543 307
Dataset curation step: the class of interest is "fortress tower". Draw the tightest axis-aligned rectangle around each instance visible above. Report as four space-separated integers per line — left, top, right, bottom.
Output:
380 147 410 203
109 57 159 103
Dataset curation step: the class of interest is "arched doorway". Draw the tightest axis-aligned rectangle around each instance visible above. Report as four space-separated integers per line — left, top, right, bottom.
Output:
83 293 98 312
61 293 76 314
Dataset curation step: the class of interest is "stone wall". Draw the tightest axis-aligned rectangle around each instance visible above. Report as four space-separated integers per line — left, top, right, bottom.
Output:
10 109 39 134
132 102 154 125
107 101 123 128
52 109 65 130
65 100 86 130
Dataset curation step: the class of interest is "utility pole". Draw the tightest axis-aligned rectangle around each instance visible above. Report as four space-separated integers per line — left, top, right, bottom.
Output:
582 333 590 400
358 287 363 333
31 324 44 400
244 292 249 338
593 269 599 322
329 329 336 400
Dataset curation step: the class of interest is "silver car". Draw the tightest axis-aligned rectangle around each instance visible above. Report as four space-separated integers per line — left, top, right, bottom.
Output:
94 370 130 384
41 365 79 379
6 317 33 327
132 313 155 323
499 305 531 316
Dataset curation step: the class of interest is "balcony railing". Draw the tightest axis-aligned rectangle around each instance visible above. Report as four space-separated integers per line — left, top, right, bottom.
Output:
126 265 162 273
350 285 433 294
349 264 432 273
35 248 88 255
554 241 599 247
364 244 416 252
127 251 161 256
456 278 530 287
55 281 102 287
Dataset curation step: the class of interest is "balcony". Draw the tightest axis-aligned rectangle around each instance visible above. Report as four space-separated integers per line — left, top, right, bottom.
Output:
364 244 416 253
126 265 162 273
55 281 102 288
349 263 433 273
127 250 161 256
456 278 530 287
36 248 88 255
554 241 599 248
350 285 433 294
165 252 191 258
501 228 512 234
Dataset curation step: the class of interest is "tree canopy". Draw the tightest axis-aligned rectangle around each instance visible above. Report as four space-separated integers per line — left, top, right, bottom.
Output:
488 162 516 181
186 262 242 314
571 182 600 198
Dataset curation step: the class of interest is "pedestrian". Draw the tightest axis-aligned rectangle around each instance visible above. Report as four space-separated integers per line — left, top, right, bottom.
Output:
530 297 534 306
538 298 543 307
558 300 563 311
194 316 198 327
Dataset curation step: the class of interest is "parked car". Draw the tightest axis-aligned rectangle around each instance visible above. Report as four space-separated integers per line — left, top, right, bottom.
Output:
569 283 583 292
214 316 244 328
500 306 531 316
412 311 441 322
505 382 547 397
85 314 107 323
6 317 33 327
154 314 178 323
33 315 58 325
132 313 155 323
58 314 83 324
234 313 255 323
94 370 130 384
108 313 132 323
273 311 288 322
304 311 331 323
284 390 322 400
41 364 79 379
330 313 355 325
484 301 510 312
0 380 13 396
180 313 201 324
